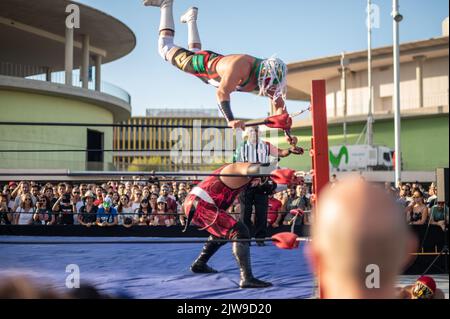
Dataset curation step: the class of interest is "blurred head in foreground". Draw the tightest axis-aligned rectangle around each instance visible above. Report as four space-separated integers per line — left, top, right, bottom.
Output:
0 275 124 299
0 276 63 299
309 178 417 299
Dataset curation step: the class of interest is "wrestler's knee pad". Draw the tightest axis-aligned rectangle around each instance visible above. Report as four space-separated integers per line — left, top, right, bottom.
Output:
230 221 250 240
208 235 227 247
158 35 177 60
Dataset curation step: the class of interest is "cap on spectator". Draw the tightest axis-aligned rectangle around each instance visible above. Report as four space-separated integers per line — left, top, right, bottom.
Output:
8 181 17 188
157 196 167 204
82 191 95 200
102 197 112 208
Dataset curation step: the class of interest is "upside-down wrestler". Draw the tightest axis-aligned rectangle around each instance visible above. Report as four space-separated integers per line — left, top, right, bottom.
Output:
144 0 297 145
182 163 303 288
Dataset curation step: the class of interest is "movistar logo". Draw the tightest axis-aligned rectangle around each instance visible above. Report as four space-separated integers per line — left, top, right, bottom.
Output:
329 146 349 168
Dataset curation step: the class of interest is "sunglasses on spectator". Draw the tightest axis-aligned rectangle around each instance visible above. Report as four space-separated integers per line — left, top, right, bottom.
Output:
25 198 32 201
136 193 142 196
141 201 149 204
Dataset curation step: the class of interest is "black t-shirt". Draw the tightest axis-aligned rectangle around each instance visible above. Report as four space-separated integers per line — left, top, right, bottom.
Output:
0 206 11 224
47 197 57 211
57 202 74 225
79 205 98 224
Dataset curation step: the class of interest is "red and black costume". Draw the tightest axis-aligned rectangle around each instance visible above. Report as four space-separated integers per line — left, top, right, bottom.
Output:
183 165 272 288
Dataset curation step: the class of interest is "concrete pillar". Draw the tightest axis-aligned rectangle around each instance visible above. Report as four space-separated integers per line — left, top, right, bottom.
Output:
81 34 90 89
414 55 425 108
65 26 74 86
95 55 102 91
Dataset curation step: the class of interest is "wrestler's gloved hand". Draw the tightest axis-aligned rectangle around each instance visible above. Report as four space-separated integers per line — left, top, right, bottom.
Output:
285 135 298 146
270 169 305 186
289 145 304 155
270 169 296 185
228 120 246 130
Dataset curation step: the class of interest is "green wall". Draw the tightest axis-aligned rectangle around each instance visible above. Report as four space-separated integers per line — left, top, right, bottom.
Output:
272 114 449 171
0 90 114 170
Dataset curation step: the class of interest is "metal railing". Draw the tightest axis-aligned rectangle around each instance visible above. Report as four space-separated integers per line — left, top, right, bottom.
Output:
0 62 131 104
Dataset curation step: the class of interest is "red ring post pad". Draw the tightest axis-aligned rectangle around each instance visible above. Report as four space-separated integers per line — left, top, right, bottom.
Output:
271 232 300 250
290 209 304 217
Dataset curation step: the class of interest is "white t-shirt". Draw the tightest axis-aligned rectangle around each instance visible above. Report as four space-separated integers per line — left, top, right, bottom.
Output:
131 202 140 212
16 207 34 225
118 206 136 225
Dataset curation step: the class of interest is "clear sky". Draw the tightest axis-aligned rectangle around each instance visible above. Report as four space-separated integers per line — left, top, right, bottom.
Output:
77 0 449 119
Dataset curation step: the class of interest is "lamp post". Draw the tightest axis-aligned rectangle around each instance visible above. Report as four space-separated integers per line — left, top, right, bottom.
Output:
392 0 403 185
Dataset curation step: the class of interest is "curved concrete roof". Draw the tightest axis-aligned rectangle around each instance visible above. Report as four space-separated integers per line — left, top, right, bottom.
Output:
0 75 131 122
0 0 136 71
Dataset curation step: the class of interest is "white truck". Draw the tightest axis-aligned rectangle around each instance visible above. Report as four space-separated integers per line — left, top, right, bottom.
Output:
329 145 395 171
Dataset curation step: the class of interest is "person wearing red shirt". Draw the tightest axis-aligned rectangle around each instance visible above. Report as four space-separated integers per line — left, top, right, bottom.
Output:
267 195 283 228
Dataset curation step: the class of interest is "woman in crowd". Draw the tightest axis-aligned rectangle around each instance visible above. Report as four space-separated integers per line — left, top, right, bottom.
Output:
406 190 429 225
426 185 438 208
131 188 143 212
117 194 136 228
78 191 98 227
137 197 152 226
142 186 151 199
151 196 175 227
15 194 34 225
43 186 56 211
111 192 120 207
33 195 54 225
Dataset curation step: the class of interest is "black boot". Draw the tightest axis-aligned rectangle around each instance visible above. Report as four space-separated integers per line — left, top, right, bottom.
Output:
190 236 225 273
232 241 272 288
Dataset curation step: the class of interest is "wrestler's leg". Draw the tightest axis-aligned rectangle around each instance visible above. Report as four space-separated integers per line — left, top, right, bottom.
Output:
220 163 272 190
191 235 226 273
144 0 180 61
219 163 258 190
186 199 227 274
144 0 175 34
180 7 201 51
230 222 272 288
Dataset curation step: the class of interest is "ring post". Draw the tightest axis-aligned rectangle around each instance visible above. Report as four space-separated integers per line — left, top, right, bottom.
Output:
310 79 330 298
311 80 330 199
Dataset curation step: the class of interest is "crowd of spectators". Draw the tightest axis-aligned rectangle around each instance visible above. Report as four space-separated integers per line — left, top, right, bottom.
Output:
0 180 193 227
389 181 448 230
0 178 448 231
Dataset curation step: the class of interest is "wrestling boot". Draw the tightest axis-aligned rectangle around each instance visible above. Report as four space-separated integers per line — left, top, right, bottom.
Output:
143 0 173 7
190 236 225 273
180 7 198 23
232 241 272 288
